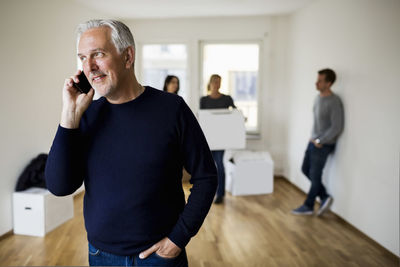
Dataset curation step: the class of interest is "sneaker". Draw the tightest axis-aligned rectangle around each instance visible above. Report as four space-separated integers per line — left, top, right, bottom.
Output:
291 205 314 215
317 196 333 216
214 196 224 204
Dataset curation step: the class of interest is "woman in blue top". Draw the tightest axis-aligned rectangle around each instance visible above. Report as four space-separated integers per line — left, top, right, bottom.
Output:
200 74 236 204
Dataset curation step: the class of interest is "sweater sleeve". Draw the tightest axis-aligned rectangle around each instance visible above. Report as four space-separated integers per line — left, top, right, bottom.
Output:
167 99 218 249
44 125 86 196
318 98 344 144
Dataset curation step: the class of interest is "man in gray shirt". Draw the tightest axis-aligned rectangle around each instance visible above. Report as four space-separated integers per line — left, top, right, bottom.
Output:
292 68 344 216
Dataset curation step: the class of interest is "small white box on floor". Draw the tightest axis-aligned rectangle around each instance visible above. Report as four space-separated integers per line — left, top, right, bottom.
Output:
13 187 74 237
225 151 274 196
198 109 246 150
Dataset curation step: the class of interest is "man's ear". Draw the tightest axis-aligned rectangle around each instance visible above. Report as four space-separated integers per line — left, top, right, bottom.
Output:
124 46 135 69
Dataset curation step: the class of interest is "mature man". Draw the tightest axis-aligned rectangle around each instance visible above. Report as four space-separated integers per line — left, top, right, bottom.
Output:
292 68 344 216
45 20 217 266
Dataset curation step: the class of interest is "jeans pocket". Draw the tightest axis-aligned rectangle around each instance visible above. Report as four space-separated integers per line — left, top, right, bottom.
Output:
153 251 180 261
136 251 187 267
88 243 100 256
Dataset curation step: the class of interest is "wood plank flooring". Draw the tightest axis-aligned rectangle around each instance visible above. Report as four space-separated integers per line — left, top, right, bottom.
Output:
0 177 398 266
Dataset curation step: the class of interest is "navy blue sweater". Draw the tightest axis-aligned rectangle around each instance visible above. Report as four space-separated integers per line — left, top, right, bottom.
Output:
45 87 217 256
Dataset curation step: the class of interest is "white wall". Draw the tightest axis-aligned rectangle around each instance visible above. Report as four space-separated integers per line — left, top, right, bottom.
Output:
126 16 289 173
283 0 400 256
0 0 108 236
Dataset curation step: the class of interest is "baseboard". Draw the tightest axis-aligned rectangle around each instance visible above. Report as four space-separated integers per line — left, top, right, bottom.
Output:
278 175 400 259
0 230 13 241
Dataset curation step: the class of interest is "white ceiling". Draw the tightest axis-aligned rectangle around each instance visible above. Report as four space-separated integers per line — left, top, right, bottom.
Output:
75 0 314 19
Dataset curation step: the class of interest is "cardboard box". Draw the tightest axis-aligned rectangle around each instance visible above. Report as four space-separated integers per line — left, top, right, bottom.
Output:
225 151 274 196
198 109 246 150
13 187 74 236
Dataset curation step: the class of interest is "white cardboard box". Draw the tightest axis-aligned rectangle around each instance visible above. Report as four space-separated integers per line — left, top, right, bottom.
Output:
13 187 74 236
225 151 274 196
198 109 246 150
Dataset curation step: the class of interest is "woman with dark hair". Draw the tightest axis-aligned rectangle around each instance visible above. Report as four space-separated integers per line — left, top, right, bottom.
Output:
163 75 180 94
200 74 236 204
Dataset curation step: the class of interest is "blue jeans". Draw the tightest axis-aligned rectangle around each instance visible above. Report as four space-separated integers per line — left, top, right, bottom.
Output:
301 142 335 208
211 150 225 197
88 243 188 266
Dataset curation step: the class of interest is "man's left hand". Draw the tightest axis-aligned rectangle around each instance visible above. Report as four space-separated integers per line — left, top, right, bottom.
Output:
311 139 323 148
139 237 182 259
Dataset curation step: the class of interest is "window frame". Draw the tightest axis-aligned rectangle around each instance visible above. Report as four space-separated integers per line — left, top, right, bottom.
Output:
199 40 263 135
137 42 190 102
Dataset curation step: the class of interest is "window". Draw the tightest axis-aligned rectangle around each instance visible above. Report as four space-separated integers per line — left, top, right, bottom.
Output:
201 43 260 133
141 44 188 101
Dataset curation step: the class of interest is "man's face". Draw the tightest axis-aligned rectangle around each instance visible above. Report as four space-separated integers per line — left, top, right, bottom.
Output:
315 74 331 92
78 27 126 97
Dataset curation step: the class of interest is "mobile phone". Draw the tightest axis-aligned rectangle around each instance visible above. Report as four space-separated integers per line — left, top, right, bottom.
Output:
73 71 92 94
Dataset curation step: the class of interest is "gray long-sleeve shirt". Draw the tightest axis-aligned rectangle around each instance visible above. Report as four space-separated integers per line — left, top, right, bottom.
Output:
311 93 344 145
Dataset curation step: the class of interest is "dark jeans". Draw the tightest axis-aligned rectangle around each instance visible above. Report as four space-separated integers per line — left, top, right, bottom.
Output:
211 150 225 197
301 142 335 208
88 243 188 267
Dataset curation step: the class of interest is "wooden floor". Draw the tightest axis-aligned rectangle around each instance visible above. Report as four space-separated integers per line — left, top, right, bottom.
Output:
0 177 398 266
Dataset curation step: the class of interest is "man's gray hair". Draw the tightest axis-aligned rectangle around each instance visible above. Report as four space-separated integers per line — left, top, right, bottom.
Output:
76 19 135 54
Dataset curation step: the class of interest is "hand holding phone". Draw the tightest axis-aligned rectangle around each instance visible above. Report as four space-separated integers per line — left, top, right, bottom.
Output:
61 70 94 129
73 71 92 94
